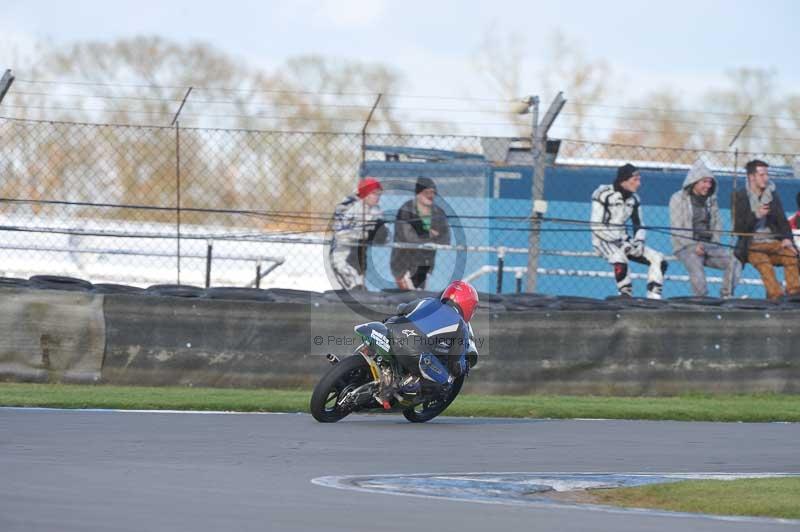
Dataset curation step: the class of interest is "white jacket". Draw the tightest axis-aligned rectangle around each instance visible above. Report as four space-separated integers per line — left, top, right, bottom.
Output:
331 195 385 249
590 184 646 247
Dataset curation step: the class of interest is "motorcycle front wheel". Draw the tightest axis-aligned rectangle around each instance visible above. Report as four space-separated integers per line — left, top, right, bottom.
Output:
310 355 372 423
402 376 464 423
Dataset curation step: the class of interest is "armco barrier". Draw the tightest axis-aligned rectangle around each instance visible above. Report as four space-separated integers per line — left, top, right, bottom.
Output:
0 285 798 394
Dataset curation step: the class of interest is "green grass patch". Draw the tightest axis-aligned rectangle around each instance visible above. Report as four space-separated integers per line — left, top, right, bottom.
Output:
0 383 310 413
589 477 800 520
446 393 800 422
2 383 800 422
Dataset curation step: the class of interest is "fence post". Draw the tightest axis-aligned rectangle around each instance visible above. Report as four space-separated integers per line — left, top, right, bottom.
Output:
175 122 182 284
525 92 566 293
172 87 192 285
496 247 505 294
205 241 213 288
361 93 382 164
0 70 15 105
732 148 739 232
728 115 752 151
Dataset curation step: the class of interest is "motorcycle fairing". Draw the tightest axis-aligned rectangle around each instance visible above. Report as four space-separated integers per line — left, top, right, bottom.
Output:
354 321 392 357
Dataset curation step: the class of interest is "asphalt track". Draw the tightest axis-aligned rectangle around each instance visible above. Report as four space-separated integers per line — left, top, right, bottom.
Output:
1 408 798 532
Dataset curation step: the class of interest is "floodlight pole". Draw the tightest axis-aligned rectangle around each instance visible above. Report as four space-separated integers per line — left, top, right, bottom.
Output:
525 92 566 293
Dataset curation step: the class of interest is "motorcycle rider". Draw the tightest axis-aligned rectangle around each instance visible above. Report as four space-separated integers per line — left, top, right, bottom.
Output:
384 280 480 395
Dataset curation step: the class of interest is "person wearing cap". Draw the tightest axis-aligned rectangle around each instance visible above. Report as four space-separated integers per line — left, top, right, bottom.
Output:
329 177 388 290
732 160 799 299
390 176 451 290
590 163 668 299
669 160 740 298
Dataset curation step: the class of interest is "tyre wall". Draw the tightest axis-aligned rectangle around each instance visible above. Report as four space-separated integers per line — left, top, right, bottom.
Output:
0 286 797 394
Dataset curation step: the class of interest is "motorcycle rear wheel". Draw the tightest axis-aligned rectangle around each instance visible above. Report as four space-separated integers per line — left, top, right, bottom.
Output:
310 355 372 423
402 376 464 423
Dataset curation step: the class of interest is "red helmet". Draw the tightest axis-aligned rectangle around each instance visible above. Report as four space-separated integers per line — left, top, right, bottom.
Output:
441 280 479 322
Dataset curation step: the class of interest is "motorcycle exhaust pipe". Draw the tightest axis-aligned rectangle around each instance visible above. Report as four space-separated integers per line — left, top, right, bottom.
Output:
326 353 340 365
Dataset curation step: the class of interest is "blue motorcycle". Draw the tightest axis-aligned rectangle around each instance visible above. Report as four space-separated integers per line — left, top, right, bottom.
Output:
310 299 476 423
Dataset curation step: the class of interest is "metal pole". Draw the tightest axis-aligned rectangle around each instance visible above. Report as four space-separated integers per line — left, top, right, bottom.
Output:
732 148 739 234
171 87 193 126
728 115 752 149
205 241 213 288
525 92 566 293
255 263 262 288
176 121 182 284
525 96 540 293
361 93 382 163
0 70 15 105
496 250 505 294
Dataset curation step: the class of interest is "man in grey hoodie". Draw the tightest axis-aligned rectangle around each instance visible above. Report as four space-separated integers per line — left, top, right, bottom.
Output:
669 160 740 297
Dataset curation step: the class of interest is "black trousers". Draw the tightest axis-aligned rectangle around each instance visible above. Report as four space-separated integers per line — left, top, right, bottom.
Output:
410 265 431 289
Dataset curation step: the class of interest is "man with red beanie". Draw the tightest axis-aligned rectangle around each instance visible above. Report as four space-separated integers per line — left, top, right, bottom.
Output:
330 177 389 290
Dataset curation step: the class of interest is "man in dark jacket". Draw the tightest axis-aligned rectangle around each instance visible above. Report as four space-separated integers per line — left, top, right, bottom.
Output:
390 177 451 290
733 159 799 299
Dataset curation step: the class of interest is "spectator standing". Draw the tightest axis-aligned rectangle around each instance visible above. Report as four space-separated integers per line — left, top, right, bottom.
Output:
732 160 799 299
591 163 667 299
390 177 451 290
669 160 740 297
330 177 388 290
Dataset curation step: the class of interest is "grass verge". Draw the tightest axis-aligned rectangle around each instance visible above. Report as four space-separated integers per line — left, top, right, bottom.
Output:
588 477 800 520
1 383 800 421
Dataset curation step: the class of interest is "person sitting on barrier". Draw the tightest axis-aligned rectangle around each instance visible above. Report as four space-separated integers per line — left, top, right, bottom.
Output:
733 160 799 300
590 163 668 299
788 191 800 251
390 177 451 290
330 177 389 290
669 160 740 298
386 280 479 395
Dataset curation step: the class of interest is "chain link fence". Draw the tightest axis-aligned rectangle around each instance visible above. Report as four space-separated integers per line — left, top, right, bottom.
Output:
1 115 798 298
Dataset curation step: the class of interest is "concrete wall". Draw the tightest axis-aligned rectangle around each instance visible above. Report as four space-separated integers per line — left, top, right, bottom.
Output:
1 286 798 395
0 288 105 383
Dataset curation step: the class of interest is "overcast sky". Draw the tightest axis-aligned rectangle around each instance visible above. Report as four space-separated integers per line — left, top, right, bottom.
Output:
2 0 798 113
